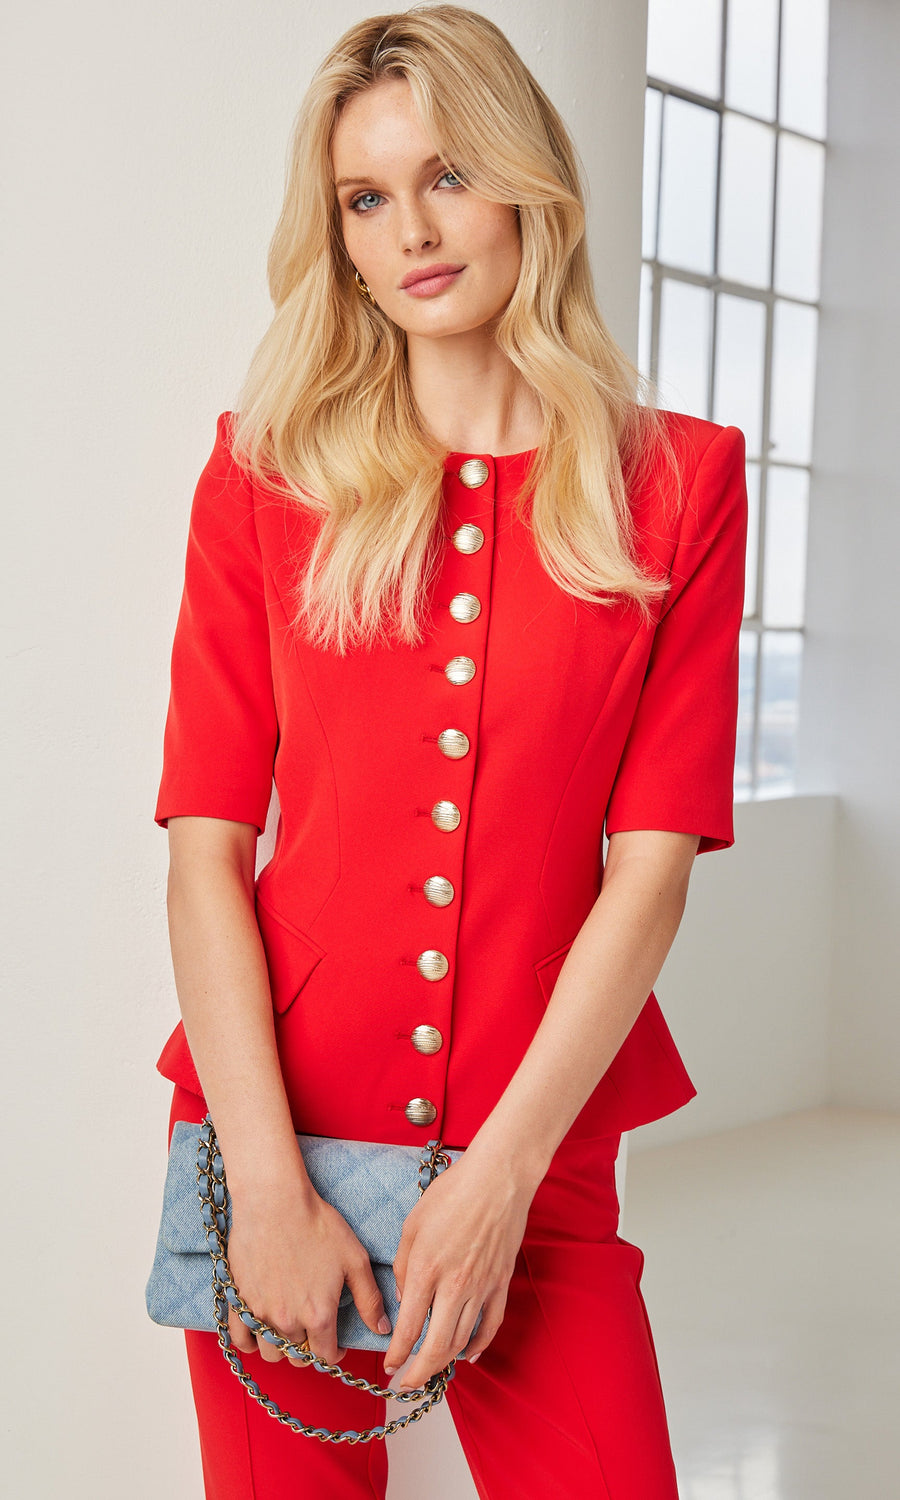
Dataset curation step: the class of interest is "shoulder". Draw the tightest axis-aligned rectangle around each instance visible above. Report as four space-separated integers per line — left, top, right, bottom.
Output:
632 408 747 537
209 409 247 480
655 408 746 493
623 409 748 591
203 410 323 577
181 411 261 563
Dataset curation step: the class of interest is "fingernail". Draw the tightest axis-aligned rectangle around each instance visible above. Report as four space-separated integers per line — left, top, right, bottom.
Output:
384 1363 397 1375
377 1315 392 1335
469 1352 481 1364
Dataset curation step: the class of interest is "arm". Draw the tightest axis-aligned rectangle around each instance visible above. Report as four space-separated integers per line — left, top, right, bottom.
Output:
165 815 306 1197
165 814 394 1366
156 417 392 1366
461 826 699 1188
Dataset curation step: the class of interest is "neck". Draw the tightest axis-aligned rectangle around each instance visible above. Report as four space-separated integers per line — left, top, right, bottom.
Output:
406 324 543 456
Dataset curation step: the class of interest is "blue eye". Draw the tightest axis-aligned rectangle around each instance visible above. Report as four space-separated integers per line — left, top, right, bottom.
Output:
349 190 383 214
347 170 464 215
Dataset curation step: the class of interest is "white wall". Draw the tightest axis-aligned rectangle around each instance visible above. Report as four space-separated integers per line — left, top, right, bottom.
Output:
2 3 652 1496
629 794 837 1154
794 0 900 1112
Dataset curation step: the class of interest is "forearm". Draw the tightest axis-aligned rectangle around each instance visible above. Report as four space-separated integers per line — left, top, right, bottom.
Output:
464 844 694 1191
166 848 313 1201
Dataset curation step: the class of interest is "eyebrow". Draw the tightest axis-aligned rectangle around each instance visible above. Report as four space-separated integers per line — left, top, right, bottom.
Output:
334 153 445 191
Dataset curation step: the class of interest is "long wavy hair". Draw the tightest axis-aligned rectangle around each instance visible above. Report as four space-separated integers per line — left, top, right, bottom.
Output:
230 4 682 654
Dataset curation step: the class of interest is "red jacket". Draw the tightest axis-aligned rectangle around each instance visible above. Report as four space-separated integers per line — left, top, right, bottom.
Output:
154 410 748 1148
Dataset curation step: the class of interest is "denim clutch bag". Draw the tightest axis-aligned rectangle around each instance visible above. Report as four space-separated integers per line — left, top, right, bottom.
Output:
146 1118 477 1358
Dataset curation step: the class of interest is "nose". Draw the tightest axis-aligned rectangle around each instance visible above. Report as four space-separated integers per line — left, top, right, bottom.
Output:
397 196 440 255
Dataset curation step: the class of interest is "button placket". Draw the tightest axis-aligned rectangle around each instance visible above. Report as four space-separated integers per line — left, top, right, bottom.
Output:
403 456 494 1130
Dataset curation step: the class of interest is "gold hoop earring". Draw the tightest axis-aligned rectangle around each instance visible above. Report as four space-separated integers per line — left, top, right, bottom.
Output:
354 270 377 306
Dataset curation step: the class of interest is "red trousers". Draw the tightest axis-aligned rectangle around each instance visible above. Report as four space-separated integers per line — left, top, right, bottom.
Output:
168 1085 679 1499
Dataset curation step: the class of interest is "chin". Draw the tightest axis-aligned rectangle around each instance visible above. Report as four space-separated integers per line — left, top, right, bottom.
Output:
400 306 505 339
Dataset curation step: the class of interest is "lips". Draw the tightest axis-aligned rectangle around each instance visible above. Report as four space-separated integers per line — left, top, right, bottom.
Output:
400 263 466 289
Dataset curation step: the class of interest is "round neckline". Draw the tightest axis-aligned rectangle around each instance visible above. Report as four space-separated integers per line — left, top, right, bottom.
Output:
445 448 538 465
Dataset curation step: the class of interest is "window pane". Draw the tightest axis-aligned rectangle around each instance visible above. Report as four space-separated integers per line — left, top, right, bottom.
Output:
643 88 663 260
658 278 712 417
735 629 758 795
658 96 719 275
744 460 761 618
770 300 818 463
758 630 803 792
763 466 809 627
718 112 775 288
639 262 653 379
726 0 779 120
775 132 825 301
714 293 767 458
647 0 722 97
779 0 829 139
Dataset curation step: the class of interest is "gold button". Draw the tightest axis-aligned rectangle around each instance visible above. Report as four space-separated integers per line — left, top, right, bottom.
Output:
437 728 469 759
431 800 461 832
405 1097 438 1126
458 459 490 488
416 949 449 981
411 1025 443 1055
449 592 481 624
445 655 476 685
423 875 454 907
452 523 485 554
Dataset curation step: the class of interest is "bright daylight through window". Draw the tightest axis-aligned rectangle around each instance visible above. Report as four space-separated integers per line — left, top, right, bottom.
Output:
639 0 829 796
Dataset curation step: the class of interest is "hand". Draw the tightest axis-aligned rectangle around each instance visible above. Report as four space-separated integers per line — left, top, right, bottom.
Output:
225 1174 393 1368
383 1152 536 1390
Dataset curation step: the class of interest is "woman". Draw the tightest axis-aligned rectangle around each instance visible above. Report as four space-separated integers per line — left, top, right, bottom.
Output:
154 5 748 1496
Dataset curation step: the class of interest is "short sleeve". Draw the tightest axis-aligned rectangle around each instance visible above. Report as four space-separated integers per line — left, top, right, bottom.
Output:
153 412 278 835
604 423 749 855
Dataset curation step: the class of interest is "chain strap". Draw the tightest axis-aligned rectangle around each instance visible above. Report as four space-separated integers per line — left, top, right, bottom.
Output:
195 1116 458 1443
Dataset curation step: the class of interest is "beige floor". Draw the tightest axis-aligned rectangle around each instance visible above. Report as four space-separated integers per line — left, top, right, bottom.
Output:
622 1107 900 1499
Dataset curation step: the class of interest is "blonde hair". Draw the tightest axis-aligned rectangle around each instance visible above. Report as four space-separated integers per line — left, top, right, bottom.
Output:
231 4 682 654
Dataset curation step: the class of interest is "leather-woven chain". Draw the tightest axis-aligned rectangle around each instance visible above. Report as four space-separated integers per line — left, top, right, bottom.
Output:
195 1115 458 1444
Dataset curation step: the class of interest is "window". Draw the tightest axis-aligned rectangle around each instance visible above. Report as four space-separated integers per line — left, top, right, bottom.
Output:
639 0 829 796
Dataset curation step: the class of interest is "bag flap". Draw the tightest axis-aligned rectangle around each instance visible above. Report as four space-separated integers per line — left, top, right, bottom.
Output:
159 1121 464 1267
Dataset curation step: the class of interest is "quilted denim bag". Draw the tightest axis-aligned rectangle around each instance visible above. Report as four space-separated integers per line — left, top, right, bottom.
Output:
146 1116 480 1442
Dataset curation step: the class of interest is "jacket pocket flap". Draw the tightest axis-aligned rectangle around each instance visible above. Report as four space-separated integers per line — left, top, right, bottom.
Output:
533 937 576 1003
255 892 326 1014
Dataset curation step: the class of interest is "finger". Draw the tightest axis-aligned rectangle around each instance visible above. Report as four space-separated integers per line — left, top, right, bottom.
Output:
228 1308 259 1356
392 1247 407 1297
256 1327 286 1363
393 1290 466 1390
455 1288 508 1364
448 1296 486 1360
391 1231 412 1303
383 1280 435 1375
304 1315 343 1368
254 1312 309 1365
286 1339 311 1369
344 1258 392 1339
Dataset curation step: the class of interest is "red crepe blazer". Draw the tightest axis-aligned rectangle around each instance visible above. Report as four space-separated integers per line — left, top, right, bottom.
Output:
154 409 748 1149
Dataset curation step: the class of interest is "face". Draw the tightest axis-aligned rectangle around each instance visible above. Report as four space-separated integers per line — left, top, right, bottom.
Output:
332 76 522 342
